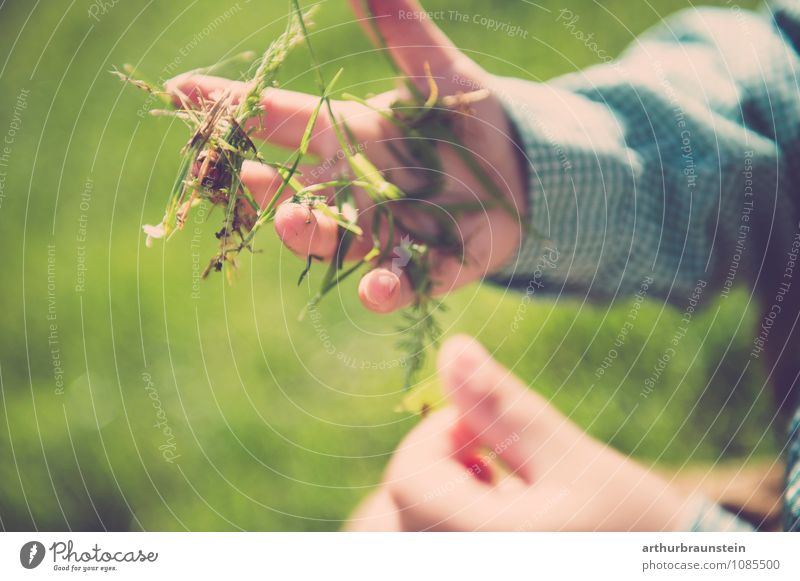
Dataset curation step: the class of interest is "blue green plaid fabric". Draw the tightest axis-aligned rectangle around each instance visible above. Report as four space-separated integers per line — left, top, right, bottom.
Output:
491 1 800 531
787 409 800 530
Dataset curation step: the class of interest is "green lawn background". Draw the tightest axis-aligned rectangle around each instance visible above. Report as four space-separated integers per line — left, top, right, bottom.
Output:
0 0 774 531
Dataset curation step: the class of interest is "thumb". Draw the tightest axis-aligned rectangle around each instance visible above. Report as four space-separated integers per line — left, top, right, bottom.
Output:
438 335 577 481
349 0 473 83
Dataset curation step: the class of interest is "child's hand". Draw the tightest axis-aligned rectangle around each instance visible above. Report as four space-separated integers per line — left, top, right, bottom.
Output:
348 335 698 531
167 0 527 314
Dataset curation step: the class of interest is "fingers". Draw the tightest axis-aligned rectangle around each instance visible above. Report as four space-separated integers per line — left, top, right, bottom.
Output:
358 245 475 314
240 161 284 206
438 335 576 481
164 73 242 106
275 203 340 259
357 267 415 314
274 200 425 315
165 74 338 157
274 201 374 258
349 0 468 82
343 487 402 532
385 409 510 531
274 210 422 315
274 203 338 258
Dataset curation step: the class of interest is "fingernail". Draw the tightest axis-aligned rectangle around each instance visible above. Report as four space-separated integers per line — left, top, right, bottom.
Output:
365 273 399 306
379 274 399 296
442 338 491 391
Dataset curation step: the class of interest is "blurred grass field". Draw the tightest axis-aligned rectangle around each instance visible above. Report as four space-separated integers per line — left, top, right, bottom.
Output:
0 0 776 531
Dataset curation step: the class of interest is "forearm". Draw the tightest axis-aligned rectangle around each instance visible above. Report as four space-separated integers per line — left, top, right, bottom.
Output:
490 4 800 307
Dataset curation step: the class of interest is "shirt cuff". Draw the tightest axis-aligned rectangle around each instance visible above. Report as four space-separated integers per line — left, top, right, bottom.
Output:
486 75 635 297
488 76 563 287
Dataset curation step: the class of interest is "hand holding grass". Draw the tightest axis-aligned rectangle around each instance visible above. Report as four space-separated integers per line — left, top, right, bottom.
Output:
166 0 528 315
118 0 529 390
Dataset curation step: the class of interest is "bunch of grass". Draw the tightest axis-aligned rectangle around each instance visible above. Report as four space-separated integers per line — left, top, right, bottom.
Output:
115 0 514 393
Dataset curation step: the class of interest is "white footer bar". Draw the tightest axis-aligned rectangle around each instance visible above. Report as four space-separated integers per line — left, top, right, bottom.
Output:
1 532 798 580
